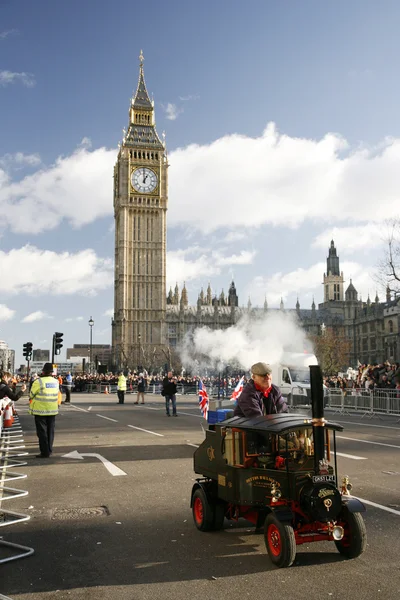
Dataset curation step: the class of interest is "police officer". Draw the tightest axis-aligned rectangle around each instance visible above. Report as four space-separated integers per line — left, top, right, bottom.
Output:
29 363 59 458
64 371 73 403
117 371 127 404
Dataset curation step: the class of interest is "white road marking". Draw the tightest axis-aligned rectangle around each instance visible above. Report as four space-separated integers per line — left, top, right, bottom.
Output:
127 424 164 437
63 450 126 476
336 420 400 431
334 452 367 460
353 496 400 517
176 411 202 419
186 443 199 448
96 414 118 423
70 405 88 413
338 435 400 450
88 406 92 411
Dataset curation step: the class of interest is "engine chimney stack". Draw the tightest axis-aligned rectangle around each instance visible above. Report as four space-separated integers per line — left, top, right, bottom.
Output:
310 365 326 473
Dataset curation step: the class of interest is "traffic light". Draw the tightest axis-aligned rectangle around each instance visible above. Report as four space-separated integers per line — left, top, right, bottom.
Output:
54 332 63 355
22 342 33 360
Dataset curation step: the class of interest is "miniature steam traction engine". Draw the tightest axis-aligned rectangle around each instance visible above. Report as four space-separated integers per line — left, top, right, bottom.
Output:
191 366 367 568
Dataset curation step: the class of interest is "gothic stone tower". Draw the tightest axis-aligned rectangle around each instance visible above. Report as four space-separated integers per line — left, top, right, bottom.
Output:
112 51 168 370
323 240 344 302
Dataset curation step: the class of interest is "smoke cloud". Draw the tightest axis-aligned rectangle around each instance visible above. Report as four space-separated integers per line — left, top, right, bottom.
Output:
180 312 312 373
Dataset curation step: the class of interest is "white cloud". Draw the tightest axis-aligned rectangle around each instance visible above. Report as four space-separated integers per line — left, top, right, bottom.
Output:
22 311 51 323
0 29 18 40
162 103 183 121
0 304 15 321
312 224 384 253
0 152 41 169
0 70 35 87
245 260 379 308
65 316 84 322
0 145 115 233
223 231 247 243
167 249 220 288
178 94 200 101
0 246 113 296
103 309 114 317
2 124 400 242
214 250 256 266
166 247 255 289
168 123 400 232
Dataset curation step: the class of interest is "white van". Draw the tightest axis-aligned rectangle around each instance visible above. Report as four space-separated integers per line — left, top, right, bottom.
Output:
269 353 318 407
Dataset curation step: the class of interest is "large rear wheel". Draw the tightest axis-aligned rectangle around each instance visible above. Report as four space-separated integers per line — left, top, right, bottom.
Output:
192 488 216 532
264 513 296 568
335 508 367 559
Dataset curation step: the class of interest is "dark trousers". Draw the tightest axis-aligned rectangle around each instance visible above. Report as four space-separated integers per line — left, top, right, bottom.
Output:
165 394 177 415
34 415 56 456
117 390 125 404
65 386 71 402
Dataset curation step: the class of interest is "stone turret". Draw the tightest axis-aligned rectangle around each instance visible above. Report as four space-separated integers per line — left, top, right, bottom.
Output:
173 283 179 305
206 283 212 305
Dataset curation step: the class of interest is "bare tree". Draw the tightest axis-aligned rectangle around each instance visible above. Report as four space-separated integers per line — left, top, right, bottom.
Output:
377 218 400 296
310 328 351 375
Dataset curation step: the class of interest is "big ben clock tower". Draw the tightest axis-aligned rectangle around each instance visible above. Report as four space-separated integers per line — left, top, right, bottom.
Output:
112 51 168 370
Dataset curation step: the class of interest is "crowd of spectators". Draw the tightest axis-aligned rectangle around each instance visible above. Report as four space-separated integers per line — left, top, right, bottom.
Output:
324 362 400 392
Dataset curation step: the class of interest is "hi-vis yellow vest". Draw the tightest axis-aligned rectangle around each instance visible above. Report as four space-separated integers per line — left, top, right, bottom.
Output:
117 375 127 391
29 376 59 416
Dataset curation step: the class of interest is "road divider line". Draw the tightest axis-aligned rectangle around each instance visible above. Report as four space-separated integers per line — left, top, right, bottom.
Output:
334 452 367 460
338 435 400 450
353 496 400 517
337 420 400 431
96 414 118 423
70 405 89 413
127 424 164 437
186 443 199 448
175 411 202 419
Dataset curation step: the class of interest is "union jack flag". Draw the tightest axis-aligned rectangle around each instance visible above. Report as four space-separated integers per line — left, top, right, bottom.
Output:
198 379 209 419
230 376 244 402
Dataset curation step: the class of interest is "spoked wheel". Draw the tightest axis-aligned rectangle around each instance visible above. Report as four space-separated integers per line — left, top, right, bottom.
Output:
335 508 367 559
192 488 220 531
264 513 296 568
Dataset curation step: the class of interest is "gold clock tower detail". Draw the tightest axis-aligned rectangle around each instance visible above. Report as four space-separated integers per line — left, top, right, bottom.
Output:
112 51 168 370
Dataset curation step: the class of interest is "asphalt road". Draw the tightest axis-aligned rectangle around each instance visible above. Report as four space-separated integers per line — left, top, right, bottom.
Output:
1 393 400 600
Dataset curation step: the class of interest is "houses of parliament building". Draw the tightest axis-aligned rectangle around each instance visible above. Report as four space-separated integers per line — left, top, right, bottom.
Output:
111 53 399 371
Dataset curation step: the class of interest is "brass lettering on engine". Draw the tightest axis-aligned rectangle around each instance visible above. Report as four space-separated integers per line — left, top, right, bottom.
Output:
245 475 281 489
318 488 335 499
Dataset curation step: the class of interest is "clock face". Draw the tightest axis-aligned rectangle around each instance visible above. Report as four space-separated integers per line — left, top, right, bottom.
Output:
131 167 158 193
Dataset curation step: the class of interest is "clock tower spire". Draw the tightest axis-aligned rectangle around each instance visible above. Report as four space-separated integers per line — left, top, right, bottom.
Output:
112 51 168 371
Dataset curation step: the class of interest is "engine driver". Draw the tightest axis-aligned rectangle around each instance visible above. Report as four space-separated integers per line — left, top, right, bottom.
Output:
233 362 288 418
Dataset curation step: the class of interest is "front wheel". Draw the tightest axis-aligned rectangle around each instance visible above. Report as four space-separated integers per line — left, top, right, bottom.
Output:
335 509 367 558
192 488 215 532
264 513 296 568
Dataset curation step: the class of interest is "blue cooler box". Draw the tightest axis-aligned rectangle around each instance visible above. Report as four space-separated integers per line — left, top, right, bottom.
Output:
208 408 234 424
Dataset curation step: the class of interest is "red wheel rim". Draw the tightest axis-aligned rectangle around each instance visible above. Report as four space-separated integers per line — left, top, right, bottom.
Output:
267 523 282 556
193 497 204 526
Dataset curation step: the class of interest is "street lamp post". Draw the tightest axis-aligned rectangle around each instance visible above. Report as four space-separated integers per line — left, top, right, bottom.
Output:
89 316 94 373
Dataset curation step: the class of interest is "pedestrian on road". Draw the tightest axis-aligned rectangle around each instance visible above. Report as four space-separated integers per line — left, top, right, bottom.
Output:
162 371 178 416
64 371 72 403
234 362 288 418
29 363 59 458
135 373 145 405
0 372 26 401
117 372 127 404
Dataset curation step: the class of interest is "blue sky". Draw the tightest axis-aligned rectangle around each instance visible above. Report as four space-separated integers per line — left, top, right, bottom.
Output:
1 0 400 365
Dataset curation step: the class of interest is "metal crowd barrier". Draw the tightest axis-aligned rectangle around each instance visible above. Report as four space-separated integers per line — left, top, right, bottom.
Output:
0 401 34 565
325 388 400 417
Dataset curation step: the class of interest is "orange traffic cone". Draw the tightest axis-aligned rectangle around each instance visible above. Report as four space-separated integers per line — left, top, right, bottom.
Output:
104 386 109 394
12 402 17 416
3 404 14 428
